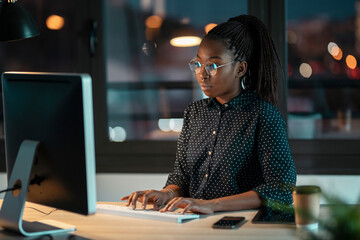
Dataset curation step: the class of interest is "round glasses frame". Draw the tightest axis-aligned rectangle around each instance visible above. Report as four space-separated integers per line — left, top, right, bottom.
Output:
188 60 234 76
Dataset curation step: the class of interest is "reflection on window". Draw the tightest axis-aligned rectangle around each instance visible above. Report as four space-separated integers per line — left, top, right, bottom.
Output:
287 0 360 139
104 0 247 141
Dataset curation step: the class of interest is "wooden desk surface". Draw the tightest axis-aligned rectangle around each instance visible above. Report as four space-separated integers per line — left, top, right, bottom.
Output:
0 200 298 240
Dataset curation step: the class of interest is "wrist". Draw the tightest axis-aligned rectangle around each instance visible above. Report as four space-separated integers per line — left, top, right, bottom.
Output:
165 188 175 199
161 188 175 202
208 198 220 212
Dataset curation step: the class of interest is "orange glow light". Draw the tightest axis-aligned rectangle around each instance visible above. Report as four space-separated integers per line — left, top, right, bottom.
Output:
332 47 343 61
46 15 65 30
170 36 202 47
346 55 357 69
145 15 163 29
205 23 217 34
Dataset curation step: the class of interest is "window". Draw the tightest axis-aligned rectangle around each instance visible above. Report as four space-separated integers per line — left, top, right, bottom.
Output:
95 0 247 172
104 0 247 141
287 0 360 140
96 0 359 173
287 0 360 174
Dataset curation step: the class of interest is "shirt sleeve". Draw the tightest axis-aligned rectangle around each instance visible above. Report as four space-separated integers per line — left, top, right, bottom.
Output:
252 104 297 206
165 106 191 196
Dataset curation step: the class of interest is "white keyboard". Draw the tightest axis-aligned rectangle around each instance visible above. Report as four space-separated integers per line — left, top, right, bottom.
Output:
96 204 200 223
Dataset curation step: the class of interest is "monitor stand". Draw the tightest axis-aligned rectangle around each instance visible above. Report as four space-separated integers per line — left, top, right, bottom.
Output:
0 140 75 237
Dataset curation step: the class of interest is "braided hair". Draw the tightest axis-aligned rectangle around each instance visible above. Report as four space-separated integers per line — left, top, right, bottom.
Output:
204 14 280 105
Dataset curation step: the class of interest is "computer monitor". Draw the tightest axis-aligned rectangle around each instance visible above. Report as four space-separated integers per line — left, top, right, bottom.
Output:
0 72 97 237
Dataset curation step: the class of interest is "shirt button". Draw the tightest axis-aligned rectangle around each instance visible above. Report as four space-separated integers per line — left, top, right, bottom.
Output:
213 131 216 135
205 174 208 178
218 111 221 115
224 103 228 107
208 151 212 155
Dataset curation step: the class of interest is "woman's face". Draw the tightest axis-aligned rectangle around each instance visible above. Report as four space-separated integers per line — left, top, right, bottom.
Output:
195 38 245 104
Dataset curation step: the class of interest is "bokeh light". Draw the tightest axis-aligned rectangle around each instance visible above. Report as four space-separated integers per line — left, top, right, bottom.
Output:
145 15 163 29
180 18 190 24
170 36 201 47
331 46 340 56
109 126 127 142
158 119 171 132
287 30 297 44
328 42 343 60
346 55 357 69
46 15 65 30
327 42 338 55
205 23 217 34
333 48 343 60
299 63 312 78
158 118 183 132
169 119 183 132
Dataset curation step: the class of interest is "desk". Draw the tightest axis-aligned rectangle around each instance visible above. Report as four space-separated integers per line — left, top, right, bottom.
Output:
0 200 298 240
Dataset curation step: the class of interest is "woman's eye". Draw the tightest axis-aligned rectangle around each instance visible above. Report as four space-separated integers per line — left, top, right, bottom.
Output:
208 63 217 70
192 61 201 68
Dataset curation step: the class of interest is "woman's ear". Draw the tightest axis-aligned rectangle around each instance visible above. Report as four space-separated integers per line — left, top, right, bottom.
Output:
235 61 247 78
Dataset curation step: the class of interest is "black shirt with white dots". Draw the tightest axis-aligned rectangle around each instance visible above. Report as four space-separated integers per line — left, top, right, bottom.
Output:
166 90 297 205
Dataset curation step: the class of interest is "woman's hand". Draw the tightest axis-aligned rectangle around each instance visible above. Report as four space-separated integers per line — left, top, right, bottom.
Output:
160 197 215 214
121 190 172 211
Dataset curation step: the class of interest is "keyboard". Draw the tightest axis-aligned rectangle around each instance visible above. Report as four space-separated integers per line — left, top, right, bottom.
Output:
96 203 200 223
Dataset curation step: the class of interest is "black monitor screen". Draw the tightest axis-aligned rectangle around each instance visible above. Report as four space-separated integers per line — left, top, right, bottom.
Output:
2 72 96 215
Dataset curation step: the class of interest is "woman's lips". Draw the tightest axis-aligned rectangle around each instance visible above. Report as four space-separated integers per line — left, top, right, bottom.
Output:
200 84 211 91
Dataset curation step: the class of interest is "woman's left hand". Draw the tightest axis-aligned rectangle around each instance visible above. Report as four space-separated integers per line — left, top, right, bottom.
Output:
160 197 215 214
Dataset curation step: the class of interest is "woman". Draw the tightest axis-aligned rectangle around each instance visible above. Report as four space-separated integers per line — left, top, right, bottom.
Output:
122 14 296 214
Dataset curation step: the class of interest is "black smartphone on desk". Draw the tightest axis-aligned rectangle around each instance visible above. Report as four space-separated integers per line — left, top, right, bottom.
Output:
212 216 246 229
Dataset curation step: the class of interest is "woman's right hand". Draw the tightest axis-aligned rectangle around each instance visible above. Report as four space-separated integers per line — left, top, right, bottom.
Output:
120 189 172 211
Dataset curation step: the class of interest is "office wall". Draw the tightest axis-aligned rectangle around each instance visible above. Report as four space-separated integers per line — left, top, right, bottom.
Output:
1 173 359 204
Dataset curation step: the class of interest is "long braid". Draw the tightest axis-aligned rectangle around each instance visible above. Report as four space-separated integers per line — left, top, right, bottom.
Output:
204 15 279 105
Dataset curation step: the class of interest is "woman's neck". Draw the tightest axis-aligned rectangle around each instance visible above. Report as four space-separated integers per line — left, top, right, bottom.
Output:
216 89 243 105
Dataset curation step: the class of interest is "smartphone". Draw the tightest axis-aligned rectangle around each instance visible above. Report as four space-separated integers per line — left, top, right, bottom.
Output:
212 216 246 229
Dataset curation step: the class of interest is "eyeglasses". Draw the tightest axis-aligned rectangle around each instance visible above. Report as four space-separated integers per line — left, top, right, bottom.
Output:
188 60 234 76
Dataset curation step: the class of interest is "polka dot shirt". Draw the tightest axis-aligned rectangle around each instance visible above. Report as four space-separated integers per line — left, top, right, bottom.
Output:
165 90 297 205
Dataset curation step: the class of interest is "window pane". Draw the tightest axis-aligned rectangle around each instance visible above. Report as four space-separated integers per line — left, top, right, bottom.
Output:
287 0 360 139
104 0 247 141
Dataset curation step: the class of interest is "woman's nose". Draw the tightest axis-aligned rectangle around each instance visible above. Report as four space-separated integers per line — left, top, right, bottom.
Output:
199 65 209 78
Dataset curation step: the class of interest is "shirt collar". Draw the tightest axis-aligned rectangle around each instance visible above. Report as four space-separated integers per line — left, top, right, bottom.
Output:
207 90 258 110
